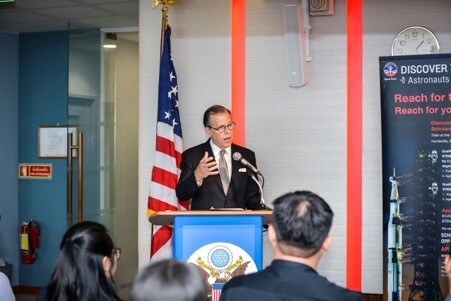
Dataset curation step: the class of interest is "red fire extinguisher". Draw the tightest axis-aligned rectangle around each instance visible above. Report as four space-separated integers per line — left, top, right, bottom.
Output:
19 220 40 264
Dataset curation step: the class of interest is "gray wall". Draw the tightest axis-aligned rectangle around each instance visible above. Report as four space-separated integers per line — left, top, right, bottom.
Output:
139 0 451 294
362 0 451 291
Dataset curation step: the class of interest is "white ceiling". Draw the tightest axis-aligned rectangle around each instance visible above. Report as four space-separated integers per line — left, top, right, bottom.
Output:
0 0 139 34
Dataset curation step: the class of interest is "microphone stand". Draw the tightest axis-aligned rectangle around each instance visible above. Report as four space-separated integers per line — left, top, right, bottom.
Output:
247 169 270 210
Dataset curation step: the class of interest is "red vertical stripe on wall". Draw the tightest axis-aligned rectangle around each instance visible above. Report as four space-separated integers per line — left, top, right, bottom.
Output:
347 0 362 292
231 0 246 146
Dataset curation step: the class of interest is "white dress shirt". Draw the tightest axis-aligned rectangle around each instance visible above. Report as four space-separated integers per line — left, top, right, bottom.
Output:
209 141 232 177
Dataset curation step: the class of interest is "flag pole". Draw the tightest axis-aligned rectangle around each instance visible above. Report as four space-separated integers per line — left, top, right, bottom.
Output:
159 1 169 58
152 0 176 58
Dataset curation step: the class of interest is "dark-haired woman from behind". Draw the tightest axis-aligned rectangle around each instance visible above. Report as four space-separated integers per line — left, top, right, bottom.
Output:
36 221 122 301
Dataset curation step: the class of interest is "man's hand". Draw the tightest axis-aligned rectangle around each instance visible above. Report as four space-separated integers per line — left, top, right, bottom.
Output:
194 151 218 181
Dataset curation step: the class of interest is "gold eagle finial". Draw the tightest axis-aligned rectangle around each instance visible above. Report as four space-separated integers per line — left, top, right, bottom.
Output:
152 0 177 9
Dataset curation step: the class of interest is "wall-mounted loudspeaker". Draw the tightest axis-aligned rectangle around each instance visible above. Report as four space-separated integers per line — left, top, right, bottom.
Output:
310 0 334 16
283 4 308 87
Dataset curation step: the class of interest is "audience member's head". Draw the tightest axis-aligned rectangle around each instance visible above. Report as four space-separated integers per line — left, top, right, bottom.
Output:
270 190 334 260
129 259 208 301
46 221 121 301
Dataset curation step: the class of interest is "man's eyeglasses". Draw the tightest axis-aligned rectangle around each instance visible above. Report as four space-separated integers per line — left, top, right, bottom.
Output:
208 122 236 133
112 248 121 261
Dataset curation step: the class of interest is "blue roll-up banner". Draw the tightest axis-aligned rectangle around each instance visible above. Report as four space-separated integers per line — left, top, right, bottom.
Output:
381 54 451 300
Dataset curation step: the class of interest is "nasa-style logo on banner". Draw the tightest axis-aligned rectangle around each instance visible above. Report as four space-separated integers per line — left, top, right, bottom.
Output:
188 242 257 296
384 62 398 77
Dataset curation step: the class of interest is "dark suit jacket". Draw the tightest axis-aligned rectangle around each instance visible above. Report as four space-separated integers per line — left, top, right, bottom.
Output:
176 140 262 210
220 260 363 301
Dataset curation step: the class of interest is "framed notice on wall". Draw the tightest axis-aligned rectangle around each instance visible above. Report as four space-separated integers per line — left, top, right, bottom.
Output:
38 126 77 158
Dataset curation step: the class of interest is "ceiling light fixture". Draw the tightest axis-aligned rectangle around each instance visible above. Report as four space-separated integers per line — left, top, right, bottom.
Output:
103 33 117 49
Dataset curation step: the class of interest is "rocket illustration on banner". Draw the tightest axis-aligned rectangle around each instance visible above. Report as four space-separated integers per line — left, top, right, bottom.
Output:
388 168 402 301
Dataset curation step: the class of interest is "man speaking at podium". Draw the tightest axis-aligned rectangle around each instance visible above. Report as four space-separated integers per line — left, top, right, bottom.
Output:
176 105 263 210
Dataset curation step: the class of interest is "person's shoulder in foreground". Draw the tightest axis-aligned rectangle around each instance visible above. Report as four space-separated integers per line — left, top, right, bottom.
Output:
0 271 15 301
220 190 362 301
220 260 361 301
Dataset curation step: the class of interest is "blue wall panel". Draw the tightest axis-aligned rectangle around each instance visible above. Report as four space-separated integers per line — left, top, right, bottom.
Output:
18 31 68 286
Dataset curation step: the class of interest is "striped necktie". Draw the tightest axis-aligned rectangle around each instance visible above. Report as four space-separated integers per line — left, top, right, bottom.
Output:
219 149 230 193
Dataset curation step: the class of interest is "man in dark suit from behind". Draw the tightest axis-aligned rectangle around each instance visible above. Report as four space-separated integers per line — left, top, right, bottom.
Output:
176 104 262 210
220 191 362 301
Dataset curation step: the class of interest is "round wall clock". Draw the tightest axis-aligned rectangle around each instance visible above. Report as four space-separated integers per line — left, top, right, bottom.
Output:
391 26 439 56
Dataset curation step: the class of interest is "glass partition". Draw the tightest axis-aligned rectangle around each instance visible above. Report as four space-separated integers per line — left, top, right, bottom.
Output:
67 24 116 232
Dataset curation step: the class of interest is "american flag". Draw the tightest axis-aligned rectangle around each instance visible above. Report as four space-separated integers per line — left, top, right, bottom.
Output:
148 26 189 259
212 283 225 301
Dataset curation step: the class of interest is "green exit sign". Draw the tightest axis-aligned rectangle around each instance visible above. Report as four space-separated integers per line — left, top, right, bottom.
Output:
0 1 14 9
0 0 14 8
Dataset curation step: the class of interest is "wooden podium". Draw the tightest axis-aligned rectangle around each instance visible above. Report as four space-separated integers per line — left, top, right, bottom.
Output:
149 210 272 298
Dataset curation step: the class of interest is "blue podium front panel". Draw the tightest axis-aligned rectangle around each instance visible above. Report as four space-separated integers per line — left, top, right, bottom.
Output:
173 215 263 272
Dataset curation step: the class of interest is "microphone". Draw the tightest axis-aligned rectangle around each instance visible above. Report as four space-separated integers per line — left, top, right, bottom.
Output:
233 152 268 210
232 152 259 174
